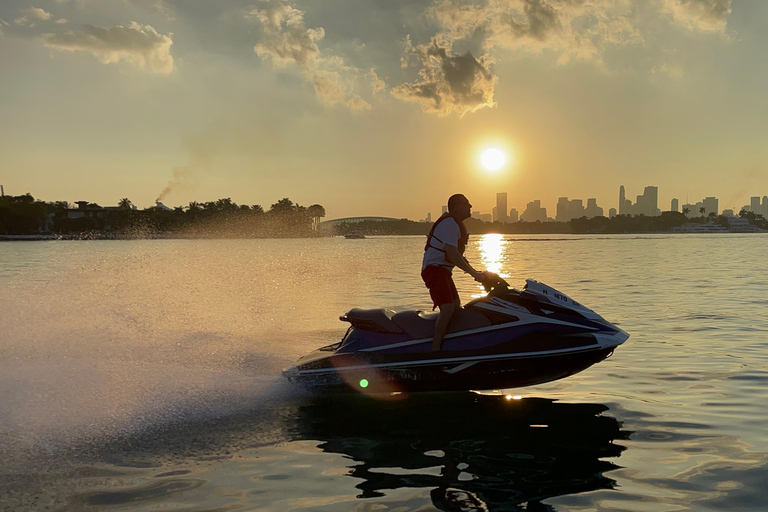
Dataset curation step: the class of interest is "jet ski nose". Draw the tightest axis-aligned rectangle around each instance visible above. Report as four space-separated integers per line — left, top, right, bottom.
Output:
282 366 300 381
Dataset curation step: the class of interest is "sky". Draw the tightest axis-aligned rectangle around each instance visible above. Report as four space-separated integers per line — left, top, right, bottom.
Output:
1 0 766 220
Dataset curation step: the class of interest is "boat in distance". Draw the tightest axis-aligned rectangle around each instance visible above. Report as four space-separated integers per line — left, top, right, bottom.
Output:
283 279 629 394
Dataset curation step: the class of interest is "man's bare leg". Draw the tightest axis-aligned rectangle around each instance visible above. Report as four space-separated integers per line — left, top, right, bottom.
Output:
432 298 461 351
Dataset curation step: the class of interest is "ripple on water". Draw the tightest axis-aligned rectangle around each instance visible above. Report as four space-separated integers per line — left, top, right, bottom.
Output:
76 479 206 507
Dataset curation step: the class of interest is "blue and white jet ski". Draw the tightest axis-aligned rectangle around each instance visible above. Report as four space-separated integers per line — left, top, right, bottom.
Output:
283 279 628 393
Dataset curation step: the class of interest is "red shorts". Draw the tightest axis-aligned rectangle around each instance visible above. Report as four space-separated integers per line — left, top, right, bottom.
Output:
421 265 459 309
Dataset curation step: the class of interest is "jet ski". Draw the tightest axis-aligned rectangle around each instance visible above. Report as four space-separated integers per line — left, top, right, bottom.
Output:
283 279 628 393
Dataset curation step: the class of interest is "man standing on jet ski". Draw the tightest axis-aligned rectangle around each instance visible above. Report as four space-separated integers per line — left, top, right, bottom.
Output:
423 194 497 351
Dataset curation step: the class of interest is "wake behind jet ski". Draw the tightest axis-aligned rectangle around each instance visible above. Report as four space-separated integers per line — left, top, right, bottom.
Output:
283 279 628 394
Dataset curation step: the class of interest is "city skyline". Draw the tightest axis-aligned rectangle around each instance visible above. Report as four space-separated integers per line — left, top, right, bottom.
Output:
5 181 768 224
441 185 768 224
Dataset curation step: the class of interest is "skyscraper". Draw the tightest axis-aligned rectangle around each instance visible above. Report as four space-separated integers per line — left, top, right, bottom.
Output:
619 186 626 215
585 198 603 218
496 192 508 223
643 186 659 216
620 185 660 216
703 197 718 216
520 200 547 222
671 198 679 212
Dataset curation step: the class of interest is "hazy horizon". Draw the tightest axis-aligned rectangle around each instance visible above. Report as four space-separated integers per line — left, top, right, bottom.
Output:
2 0 765 219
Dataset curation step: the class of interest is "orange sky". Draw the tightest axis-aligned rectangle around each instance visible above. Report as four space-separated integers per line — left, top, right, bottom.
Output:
1 0 766 220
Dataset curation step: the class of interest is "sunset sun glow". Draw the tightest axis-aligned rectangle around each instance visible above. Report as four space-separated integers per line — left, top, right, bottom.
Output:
481 148 506 171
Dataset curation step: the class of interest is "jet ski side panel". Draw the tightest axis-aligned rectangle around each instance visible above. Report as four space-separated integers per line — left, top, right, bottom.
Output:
285 346 615 393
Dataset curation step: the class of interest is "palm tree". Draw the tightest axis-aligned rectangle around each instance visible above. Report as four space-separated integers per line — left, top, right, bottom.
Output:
269 198 296 215
307 204 326 230
118 198 133 210
699 206 706 217
682 207 690 217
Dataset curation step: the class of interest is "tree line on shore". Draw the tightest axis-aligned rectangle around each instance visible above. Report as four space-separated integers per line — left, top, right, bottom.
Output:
2 192 766 238
0 194 326 238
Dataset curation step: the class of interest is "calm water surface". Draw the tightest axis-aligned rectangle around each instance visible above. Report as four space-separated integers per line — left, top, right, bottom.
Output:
1 234 768 511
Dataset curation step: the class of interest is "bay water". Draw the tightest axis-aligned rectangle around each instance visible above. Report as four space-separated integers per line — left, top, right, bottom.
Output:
1 234 768 511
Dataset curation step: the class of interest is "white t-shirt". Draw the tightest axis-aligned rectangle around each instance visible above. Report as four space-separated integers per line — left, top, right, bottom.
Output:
422 216 461 271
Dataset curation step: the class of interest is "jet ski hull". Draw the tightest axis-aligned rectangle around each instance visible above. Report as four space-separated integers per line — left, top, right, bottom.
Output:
284 343 616 394
283 279 628 394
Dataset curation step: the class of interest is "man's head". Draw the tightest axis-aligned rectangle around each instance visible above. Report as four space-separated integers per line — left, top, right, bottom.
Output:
447 194 472 220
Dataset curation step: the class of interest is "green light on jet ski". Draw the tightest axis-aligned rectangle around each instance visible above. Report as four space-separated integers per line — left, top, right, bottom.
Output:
359 379 369 388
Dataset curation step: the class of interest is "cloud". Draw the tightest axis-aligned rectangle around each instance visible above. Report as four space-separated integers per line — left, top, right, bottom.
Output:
128 0 176 21
14 7 52 27
660 0 732 33
251 0 370 110
392 0 645 115
392 37 496 116
41 21 174 73
369 69 386 95
252 2 322 67
428 0 643 62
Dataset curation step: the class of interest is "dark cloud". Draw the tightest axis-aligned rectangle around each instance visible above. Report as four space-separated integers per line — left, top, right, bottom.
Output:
507 0 561 41
392 38 496 116
389 0 654 115
428 0 643 60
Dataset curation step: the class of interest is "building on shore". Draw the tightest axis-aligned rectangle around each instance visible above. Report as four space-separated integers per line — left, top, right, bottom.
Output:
556 197 603 221
496 193 508 223
682 197 718 217
747 196 768 217
619 186 660 216
520 200 547 222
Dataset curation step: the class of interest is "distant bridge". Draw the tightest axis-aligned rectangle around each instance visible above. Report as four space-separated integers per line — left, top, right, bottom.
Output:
317 216 404 230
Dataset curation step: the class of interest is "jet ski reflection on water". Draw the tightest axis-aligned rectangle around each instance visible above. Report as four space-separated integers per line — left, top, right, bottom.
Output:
283 278 628 393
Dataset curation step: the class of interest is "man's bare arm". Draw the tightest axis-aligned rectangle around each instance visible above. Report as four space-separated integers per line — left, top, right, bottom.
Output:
445 245 483 280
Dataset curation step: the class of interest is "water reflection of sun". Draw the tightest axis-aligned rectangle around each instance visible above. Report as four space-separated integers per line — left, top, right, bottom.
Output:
472 234 508 298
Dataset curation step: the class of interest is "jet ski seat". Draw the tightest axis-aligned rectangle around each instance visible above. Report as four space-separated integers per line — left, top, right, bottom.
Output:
340 308 404 334
392 308 492 339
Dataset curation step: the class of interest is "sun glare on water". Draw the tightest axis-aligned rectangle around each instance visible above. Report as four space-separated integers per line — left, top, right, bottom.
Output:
481 147 506 171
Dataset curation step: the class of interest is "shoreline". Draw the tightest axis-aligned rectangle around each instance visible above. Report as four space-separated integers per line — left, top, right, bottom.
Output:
2 231 765 241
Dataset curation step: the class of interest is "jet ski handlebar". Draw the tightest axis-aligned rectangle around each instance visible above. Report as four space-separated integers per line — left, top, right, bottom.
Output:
480 272 510 294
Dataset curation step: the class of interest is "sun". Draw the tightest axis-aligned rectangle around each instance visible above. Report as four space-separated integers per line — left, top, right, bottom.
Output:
481 147 506 171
